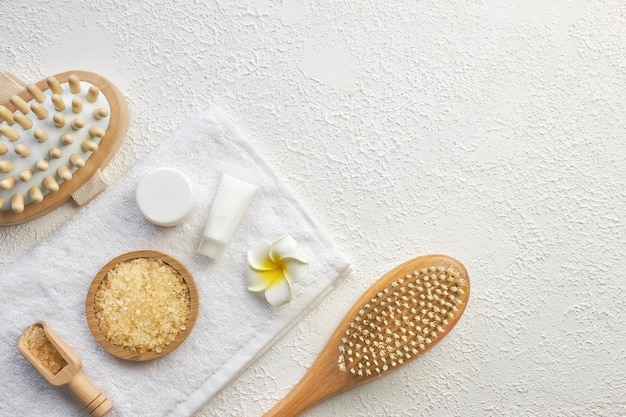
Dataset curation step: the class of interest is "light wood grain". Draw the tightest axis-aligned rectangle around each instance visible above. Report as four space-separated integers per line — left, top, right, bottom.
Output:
0 105 15 124
71 117 85 131
61 133 74 145
35 158 49 171
14 143 31 157
70 154 85 168
57 165 72 181
0 160 14 173
49 147 62 159
42 175 59 192
0 176 16 190
46 76 62 94
51 94 66 112
53 112 66 127
87 86 100 103
31 102 48 120
11 194 24 213
263 254 470 417
19 169 33 182
9 95 30 114
68 74 81 94
33 129 48 142
72 97 83 113
14 113 32 129
17 321 114 417
93 107 108 120
0 125 19 141
0 70 128 225
28 186 43 203
26 83 46 103
85 250 200 362
81 139 99 152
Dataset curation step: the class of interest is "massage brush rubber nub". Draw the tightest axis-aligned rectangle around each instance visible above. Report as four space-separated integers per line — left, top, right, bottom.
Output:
0 70 127 225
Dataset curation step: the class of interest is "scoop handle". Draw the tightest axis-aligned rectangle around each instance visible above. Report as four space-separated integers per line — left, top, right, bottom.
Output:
67 370 113 417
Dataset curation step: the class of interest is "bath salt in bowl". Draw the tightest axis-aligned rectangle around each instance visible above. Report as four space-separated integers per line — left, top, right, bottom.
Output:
86 250 199 361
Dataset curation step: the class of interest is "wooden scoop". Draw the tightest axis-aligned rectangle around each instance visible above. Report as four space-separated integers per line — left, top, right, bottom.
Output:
17 321 113 417
263 254 470 417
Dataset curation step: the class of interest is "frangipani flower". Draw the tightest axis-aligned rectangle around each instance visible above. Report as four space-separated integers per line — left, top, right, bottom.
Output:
245 235 310 306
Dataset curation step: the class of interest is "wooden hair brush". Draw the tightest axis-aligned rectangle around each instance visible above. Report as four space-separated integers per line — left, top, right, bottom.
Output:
0 70 127 225
264 254 470 417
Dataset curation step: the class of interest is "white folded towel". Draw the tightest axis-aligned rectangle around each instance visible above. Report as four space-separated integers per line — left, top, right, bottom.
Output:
0 106 350 416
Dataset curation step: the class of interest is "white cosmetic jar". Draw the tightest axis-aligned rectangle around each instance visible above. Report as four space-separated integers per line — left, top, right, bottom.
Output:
136 167 195 226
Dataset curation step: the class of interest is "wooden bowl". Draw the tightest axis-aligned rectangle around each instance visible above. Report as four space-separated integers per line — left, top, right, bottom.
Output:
85 250 199 361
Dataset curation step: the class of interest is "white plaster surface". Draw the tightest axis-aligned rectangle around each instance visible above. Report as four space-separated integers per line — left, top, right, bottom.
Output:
1 1 625 416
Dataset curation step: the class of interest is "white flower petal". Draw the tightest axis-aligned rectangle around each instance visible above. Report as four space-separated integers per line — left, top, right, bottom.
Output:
282 257 310 283
265 277 292 306
244 267 282 292
247 239 275 271
269 235 298 262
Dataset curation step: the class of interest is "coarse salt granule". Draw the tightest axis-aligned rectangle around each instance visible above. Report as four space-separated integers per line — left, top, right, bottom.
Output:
23 324 67 374
93 257 190 354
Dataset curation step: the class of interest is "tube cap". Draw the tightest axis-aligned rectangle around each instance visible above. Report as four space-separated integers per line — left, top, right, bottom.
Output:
197 237 225 258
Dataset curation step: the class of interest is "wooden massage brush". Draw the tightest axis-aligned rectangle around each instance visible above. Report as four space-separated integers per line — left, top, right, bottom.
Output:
17 321 113 416
263 254 470 417
0 70 127 225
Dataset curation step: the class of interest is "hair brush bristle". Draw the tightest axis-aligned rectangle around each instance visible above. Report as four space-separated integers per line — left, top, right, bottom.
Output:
338 264 467 376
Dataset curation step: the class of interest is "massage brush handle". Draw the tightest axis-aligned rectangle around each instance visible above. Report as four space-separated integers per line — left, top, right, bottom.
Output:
66 370 113 417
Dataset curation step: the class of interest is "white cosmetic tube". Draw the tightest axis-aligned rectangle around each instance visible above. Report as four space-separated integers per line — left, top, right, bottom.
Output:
197 172 260 258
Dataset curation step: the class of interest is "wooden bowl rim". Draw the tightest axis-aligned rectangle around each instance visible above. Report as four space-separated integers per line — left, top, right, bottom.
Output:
85 250 199 361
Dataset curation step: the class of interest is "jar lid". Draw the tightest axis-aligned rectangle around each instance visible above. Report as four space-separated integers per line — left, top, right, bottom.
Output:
136 168 194 226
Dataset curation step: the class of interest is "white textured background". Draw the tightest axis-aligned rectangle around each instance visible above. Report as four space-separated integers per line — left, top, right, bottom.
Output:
1 1 625 416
